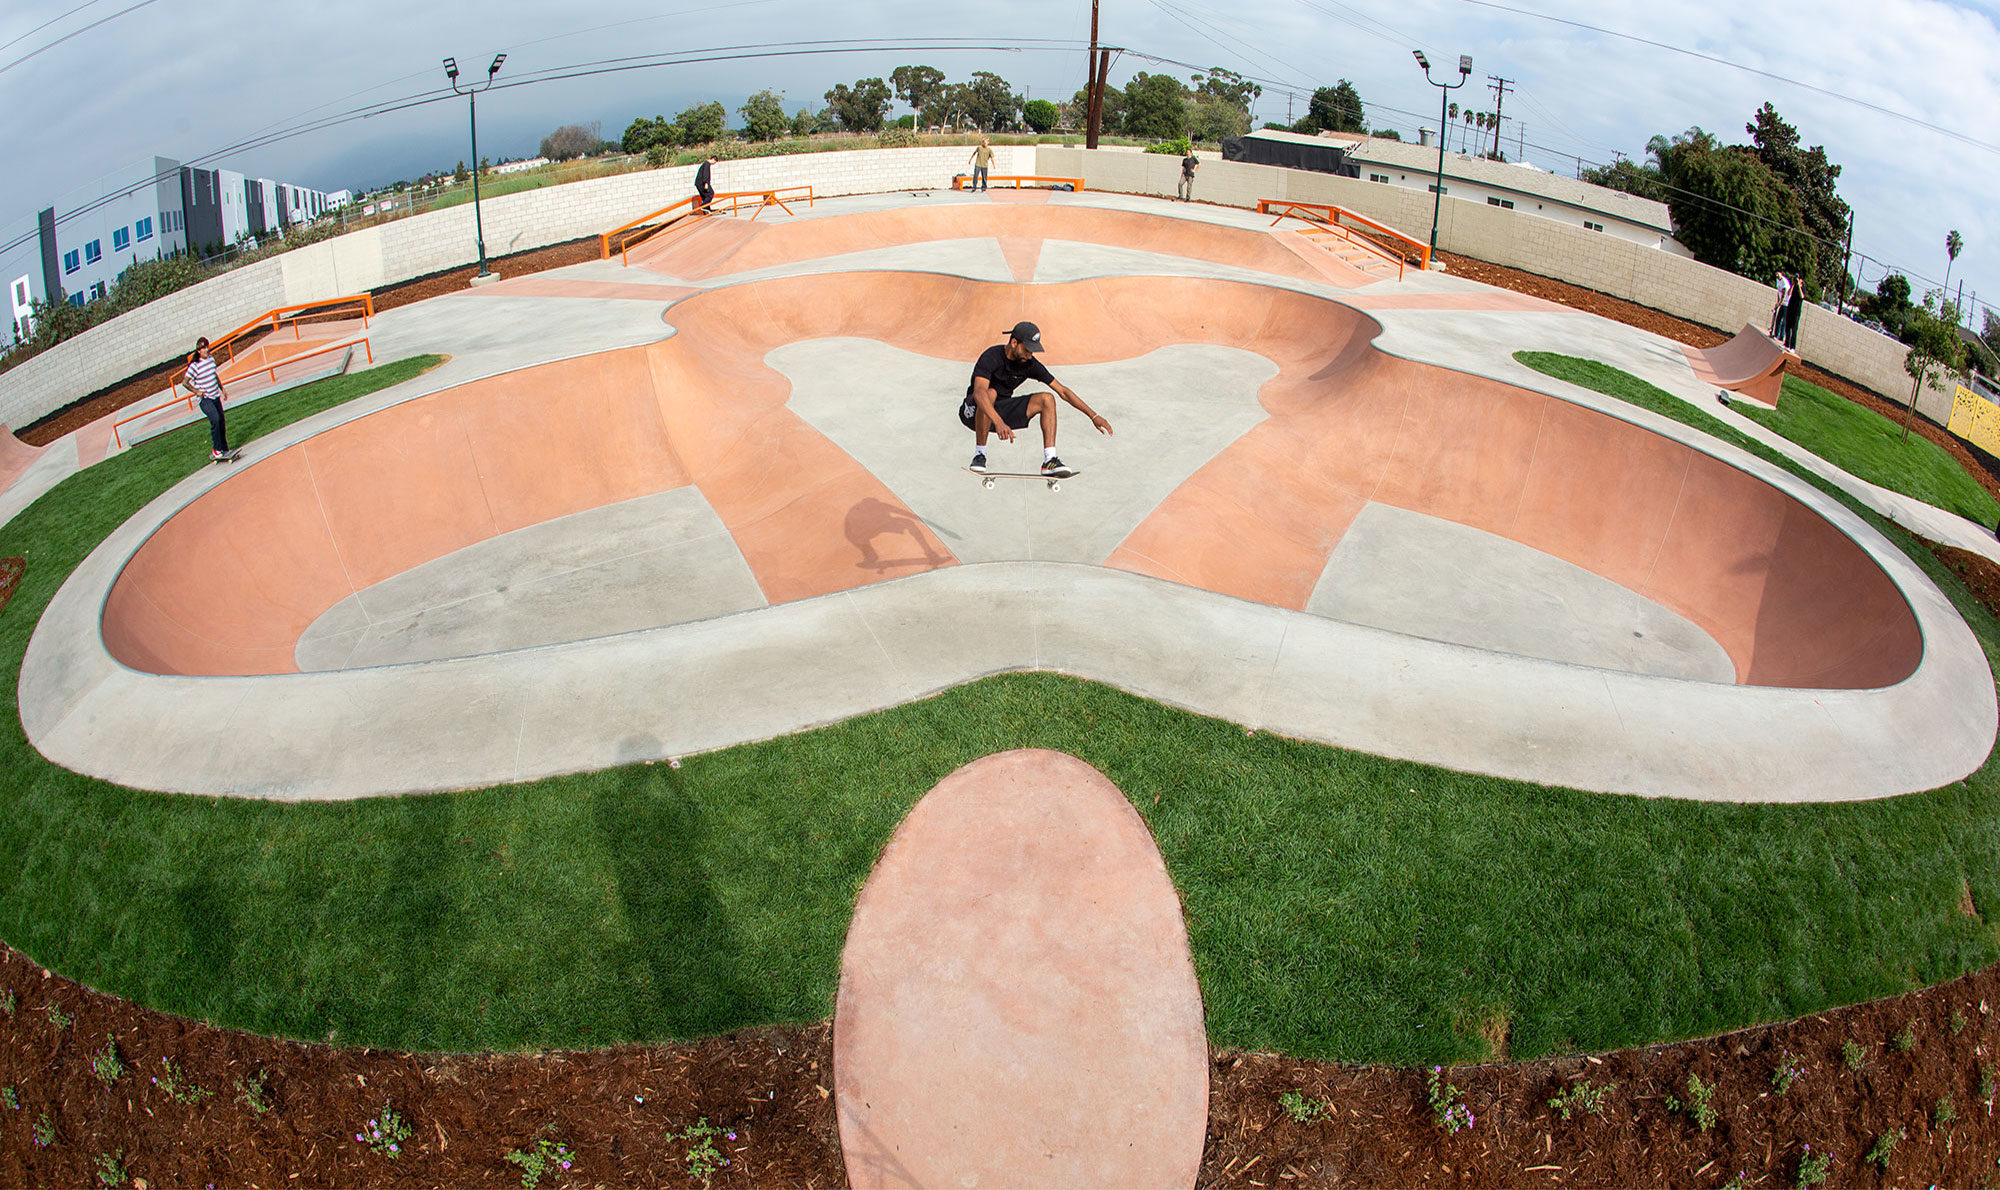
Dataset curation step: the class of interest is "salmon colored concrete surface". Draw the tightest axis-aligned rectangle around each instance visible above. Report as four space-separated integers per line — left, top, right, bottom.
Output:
834 750 1207 1190
0 427 44 495
1684 323 1794 408
101 269 1921 691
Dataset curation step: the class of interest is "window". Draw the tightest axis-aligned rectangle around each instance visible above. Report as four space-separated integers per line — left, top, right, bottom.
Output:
84 239 101 264
1487 197 1515 209
1369 173 1390 184
112 226 130 251
1584 220 1605 232
136 217 154 242
62 249 79 274
90 281 106 300
67 292 83 306
1427 183 1448 195
12 279 27 305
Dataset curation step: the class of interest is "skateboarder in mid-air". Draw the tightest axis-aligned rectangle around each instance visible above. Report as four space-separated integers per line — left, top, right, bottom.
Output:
962 321 1112 477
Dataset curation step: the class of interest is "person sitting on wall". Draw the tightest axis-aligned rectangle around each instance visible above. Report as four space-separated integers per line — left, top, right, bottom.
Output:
960 321 1112 477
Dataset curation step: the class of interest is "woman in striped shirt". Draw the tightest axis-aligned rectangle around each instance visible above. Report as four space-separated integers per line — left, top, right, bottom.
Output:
183 337 236 461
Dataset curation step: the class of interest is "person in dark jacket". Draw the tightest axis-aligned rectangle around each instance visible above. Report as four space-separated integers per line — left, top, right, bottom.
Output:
1783 272 1805 350
694 156 716 213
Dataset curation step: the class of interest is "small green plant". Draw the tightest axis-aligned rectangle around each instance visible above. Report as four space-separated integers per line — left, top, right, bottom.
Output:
1796 1143 1831 1187
238 1070 272 1115
0 988 14 1015
1547 1078 1616 1120
354 1103 412 1158
504 1135 578 1188
1865 1126 1903 1169
1953 1007 1969 1035
1892 1022 1917 1052
32 1110 54 1146
1720 1175 1746 1190
89 1036 123 1087
1666 1072 1718 1131
673 1117 734 1182
1425 1066 1475 1132
1841 1039 1867 1071
152 1057 211 1105
45 1003 71 1030
1937 1094 1957 1127
93 1149 128 1187
1982 1061 1998 1110
1278 1089 1329 1124
1 1086 16 1110
1770 1050 1805 1095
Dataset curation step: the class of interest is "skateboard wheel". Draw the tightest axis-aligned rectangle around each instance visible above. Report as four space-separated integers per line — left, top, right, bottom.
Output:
982 478 995 489
1048 480 1061 492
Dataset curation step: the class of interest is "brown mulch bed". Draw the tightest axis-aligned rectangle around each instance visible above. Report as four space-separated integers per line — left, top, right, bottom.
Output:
1436 250 2000 512
13 236 601 447
0 557 20 618
6 938 2000 1188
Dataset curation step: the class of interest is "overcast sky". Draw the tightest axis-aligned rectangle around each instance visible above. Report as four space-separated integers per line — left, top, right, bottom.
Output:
2 0 1997 323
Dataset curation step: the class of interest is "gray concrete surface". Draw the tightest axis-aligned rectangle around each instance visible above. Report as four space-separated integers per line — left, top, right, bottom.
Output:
11 189 1998 803
295 488 765 670
1308 502 1735 681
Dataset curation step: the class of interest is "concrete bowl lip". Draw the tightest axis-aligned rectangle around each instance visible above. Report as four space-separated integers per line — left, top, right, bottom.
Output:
15 208 1998 802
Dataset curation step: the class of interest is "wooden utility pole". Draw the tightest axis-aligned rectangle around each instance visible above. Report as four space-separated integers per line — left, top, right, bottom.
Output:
1086 0 1102 149
1486 75 1513 160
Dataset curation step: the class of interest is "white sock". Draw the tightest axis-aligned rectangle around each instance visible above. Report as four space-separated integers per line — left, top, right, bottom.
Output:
973 445 986 458
1044 446 1058 462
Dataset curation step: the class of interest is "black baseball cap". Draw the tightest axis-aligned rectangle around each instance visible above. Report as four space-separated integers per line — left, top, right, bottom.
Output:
1005 321 1045 352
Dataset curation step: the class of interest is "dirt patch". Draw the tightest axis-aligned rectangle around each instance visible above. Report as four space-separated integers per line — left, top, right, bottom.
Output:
6 937 2000 1187
0 557 19 618
1932 543 2000 621
13 236 602 447
1434 250 2000 516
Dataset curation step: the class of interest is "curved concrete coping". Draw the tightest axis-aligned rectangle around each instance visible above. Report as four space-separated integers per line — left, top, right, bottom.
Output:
19 268 1996 801
835 749 1207 1188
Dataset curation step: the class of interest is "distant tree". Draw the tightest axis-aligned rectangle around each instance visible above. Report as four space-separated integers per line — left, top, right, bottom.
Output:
1374 128 1402 141
1858 273 1916 337
1983 308 2000 361
479 156 490 174
1900 292 1967 442
1072 84 1128 135
1745 103 1849 297
1022 98 1059 134
891 65 947 124
454 160 468 183
825 77 892 132
644 144 671 168
957 71 1020 131
739 90 789 141
1581 157 1665 200
621 115 674 154
673 102 725 147
1295 80 1365 134
1946 229 1965 295
1191 67 1260 114
540 122 600 161
1186 97 1248 143
1647 126 1807 288
790 106 820 138
1122 72 1189 140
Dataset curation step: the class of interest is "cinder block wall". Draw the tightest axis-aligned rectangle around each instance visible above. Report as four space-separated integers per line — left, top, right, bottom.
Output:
1036 147 1943 419
0 145 1032 430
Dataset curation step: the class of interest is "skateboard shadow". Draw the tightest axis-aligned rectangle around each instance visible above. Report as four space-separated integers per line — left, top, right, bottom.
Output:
845 497 951 573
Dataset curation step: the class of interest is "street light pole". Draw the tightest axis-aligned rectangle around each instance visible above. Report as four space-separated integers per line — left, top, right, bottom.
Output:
1412 50 1472 265
444 53 506 279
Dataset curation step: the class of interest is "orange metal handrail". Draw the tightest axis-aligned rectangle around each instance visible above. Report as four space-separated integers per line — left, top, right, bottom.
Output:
600 186 817 264
952 174 1085 192
167 294 375 392
116 337 372 449
1258 199 1430 274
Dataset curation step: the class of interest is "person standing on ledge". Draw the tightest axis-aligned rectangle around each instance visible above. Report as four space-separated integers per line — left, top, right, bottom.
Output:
1179 148 1199 201
961 321 1112 477
694 154 717 213
1783 270 1805 351
1769 270 1792 340
182 337 236 462
968 136 994 191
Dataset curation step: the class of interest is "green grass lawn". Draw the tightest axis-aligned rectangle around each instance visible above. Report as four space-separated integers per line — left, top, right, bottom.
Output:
1 355 1998 1065
1523 350 2000 528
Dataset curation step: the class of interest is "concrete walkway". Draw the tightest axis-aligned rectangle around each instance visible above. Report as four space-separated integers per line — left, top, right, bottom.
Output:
11 190 1996 801
835 749 1207 1189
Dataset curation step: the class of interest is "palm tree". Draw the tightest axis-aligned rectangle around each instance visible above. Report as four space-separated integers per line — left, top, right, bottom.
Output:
1462 109 1474 152
1945 228 1964 294
1447 101 1459 149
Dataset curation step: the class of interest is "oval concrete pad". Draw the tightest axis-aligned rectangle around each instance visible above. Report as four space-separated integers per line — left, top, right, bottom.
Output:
835 750 1207 1189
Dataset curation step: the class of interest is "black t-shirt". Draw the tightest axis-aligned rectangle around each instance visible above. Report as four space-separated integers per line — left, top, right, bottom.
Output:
695 161 712 190
1182 154 1198 176
964 343 1054 403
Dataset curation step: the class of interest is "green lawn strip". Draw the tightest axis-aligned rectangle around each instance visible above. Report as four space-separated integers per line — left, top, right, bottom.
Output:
0 354 1996 1065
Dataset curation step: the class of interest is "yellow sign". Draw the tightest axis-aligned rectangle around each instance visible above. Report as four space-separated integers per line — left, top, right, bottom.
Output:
1949 384 2000 456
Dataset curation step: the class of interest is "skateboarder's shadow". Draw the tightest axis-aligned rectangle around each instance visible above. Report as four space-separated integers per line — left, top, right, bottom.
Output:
845 497 949 572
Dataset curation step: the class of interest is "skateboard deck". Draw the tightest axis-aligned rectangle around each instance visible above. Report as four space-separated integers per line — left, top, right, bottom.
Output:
967 466 1080 491
210 449 241 464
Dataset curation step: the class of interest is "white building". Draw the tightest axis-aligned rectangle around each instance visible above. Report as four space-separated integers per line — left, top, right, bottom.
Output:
1249 129 1693 256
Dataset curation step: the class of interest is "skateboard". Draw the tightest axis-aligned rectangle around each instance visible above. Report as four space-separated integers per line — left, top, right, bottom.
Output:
210 448 241 464
967 466 1080 492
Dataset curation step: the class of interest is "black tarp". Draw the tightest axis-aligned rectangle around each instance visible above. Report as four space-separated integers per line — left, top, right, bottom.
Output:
1221 135 1358 177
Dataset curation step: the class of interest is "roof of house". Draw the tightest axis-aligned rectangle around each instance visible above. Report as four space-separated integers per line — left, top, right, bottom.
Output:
1244 128 1675 234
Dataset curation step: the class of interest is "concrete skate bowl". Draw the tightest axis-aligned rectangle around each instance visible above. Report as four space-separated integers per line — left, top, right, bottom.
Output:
97 271 1920 689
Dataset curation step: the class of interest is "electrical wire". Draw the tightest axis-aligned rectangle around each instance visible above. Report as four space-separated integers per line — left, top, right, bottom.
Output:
0 0 109 55
0 0 159 76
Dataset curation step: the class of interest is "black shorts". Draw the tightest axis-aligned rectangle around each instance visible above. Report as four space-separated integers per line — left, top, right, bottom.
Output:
959 393 1036 431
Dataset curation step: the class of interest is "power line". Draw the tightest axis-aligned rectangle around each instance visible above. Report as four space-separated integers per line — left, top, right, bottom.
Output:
0 0 160 76
0 0 109 55
1455 0 2000 157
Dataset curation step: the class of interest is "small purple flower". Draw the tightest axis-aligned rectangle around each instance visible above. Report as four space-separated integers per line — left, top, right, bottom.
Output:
390 1143 399 1153
560 1161 571 1170
356 1134 365 1142
726 1131 737 1140
151 1077 158 1083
